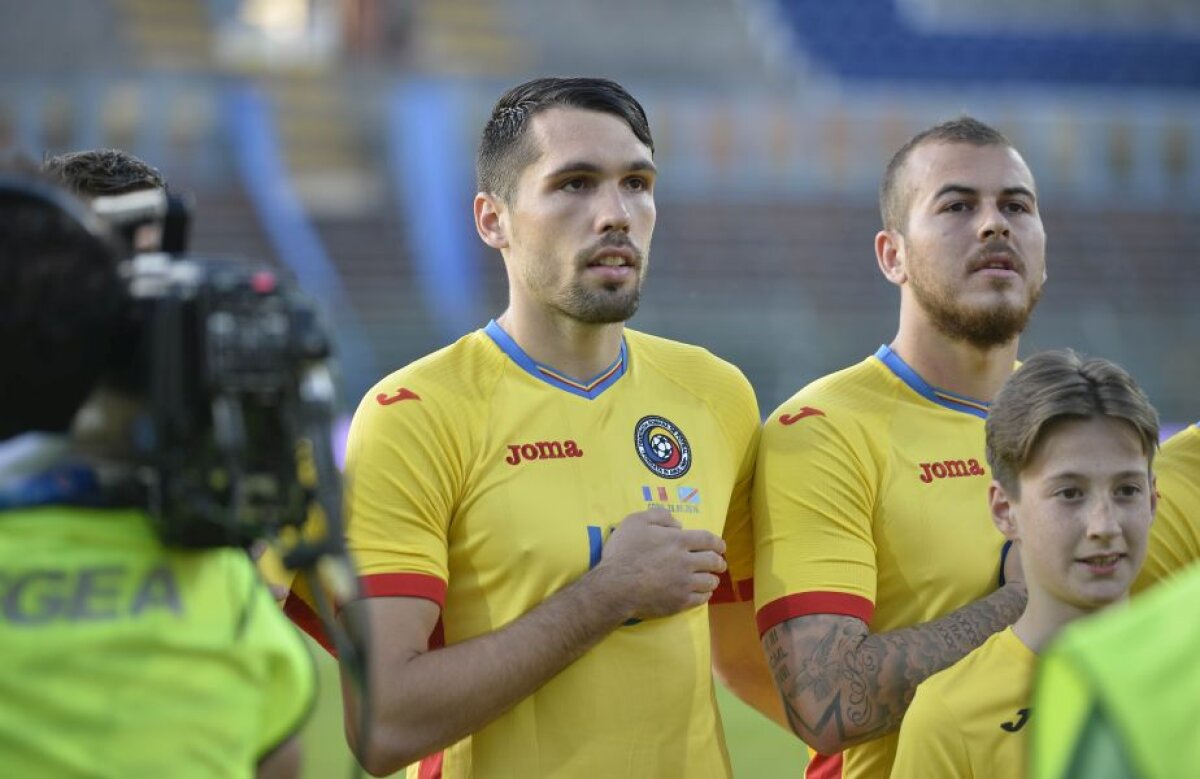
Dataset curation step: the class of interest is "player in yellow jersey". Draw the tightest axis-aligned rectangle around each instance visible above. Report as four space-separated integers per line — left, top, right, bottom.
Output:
1133 421 1199 592
286 77 780 777
754 117 1042 777
890 349 1160 778
0 172 314 777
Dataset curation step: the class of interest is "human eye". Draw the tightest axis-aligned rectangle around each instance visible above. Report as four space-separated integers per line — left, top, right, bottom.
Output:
1056 486 1083 501
559 177 590 193
1003 200 1030 214
625 175 651 192
941 200 971 213
1115 483 1144 499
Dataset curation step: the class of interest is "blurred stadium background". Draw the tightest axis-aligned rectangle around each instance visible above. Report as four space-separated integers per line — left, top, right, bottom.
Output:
5 0 1197 775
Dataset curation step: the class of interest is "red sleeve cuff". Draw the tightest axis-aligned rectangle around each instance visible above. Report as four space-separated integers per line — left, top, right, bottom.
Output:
283 572 448 657
755 591 874 637
361 572 447 608
711 571 754 603
284 591 336 656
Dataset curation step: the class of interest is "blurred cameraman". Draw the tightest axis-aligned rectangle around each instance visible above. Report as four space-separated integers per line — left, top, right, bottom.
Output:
0 163 315 777
44 147 167 250
43 149 166 460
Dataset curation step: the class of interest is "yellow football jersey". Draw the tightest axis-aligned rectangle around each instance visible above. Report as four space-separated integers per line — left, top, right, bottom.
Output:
289 321 759 778
754 346 1007 778
1134 422 1199 593
891 628 1035 778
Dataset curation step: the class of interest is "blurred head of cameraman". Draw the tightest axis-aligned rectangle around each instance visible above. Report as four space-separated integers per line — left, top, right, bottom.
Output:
44 147 166 250
0 156 313 778
33 149 167 461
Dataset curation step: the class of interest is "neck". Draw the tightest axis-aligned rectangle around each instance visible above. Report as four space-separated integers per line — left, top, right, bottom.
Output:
889 318 1019 402
496 305 625 382
71 388 141 461
1012 587 1126 654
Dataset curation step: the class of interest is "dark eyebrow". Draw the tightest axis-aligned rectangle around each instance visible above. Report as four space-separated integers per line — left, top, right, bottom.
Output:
1046 470 1149 483
933 184 1037 202
544 158 657 180
932 184 976 201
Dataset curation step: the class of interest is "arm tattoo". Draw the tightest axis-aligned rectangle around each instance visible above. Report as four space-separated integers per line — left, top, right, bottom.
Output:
764 586 1026 751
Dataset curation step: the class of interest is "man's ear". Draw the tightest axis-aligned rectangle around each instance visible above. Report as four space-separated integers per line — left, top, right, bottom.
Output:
475 192 508 250
989 480 1020 540
875 229 907 286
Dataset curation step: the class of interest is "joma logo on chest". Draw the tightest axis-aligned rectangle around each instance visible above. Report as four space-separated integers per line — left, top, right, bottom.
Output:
505 440 584 465
918 458 986 483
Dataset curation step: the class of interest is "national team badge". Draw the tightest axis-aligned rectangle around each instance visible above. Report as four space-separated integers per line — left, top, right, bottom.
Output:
634 415 692 479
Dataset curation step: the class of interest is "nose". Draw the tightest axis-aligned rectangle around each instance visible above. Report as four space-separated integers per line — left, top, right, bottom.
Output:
978 202 1011 241
1085 498 1121 541
596 183 631 234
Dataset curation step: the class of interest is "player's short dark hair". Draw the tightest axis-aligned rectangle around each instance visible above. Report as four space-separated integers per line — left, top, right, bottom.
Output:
476 77 654 202
880 116 1013 232
986 349 1160 497
43 148 166 197
0 173 128 438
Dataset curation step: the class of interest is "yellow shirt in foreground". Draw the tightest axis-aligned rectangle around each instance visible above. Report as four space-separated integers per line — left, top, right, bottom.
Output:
892 628 1036 778
754 346 1006 778
290 322 759 778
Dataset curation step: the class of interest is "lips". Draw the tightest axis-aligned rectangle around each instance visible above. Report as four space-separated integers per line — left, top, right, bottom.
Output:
1075 552 1126 574
970 252 1022 275
587 248 635 268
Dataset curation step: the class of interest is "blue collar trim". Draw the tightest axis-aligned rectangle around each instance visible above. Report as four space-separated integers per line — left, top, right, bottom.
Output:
484 320 627 400
874 345 990 419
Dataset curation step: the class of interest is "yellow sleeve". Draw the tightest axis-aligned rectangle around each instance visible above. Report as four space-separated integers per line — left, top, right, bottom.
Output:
891 684 970 779
343 370 473 596
285 370 472 650
1030 646 1095 779
715 371 761 602
1133 426 1200 592
752 397 878 633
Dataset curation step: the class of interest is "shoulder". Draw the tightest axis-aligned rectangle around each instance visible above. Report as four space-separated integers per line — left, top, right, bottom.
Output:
905 670 959 730
760 356 894 449
627 329 752 392
926 631 1004 690
772 355 895 418
368 330 503 405
627 329 757 420
1158 424 1200 476
1162 423 1200 452
352 330 502 430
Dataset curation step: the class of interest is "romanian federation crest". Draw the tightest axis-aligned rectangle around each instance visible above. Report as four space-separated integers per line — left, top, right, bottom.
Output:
634 415 692 479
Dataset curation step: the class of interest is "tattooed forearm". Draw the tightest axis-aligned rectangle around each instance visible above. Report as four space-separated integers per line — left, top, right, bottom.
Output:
763 585 1026 753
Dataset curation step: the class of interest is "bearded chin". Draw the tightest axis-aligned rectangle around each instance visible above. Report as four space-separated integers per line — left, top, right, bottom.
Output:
560 284 642 324
913 282 1042 349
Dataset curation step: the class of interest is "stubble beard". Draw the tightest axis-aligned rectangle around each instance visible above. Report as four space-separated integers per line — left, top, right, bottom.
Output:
558 278 642 324
909 266 1043 349
530 244 646 325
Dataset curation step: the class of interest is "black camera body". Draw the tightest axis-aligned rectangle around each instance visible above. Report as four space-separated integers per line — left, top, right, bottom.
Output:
125 253 339 550
95 190 344 559
1 172 360 663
